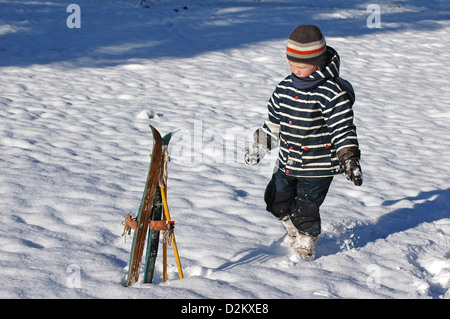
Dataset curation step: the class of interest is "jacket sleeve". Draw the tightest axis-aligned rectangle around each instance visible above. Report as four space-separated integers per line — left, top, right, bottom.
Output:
322 90 360 160
262 87 281 141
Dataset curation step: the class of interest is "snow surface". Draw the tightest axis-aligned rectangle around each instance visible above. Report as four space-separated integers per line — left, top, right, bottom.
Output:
1 0 449 299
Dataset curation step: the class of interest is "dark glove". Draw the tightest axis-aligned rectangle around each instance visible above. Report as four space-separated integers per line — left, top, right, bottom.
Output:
343 158 363 186
337 147 363 186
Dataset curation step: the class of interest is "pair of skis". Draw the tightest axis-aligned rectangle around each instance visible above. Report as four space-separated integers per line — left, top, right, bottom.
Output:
125 125 183 286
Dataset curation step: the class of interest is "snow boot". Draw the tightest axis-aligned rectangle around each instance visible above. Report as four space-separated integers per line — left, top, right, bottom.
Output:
281 216 298 239
293 233 318 259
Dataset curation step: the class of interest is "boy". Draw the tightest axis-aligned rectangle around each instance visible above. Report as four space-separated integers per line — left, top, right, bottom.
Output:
245 25 362 259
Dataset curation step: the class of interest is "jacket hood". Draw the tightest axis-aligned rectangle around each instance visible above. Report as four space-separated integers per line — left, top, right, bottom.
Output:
290 46 340 90
290 46 355 105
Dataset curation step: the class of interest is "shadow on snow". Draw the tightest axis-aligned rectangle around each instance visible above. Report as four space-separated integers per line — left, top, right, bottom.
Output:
0 0 449 67
318 188 450 257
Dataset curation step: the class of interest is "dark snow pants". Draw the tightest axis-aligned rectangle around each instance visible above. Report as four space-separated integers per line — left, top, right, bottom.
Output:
264 169 333 237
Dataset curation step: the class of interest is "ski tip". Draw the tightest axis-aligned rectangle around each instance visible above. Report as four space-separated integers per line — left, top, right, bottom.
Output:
149 125 178 146
162 131 176 145
149 125 162 143
149 124 159 134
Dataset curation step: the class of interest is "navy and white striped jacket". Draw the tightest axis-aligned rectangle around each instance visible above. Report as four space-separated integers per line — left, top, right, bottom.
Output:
262 47 359 177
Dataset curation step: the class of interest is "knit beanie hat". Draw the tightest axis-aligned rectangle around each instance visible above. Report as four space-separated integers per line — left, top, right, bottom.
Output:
286 25 328 69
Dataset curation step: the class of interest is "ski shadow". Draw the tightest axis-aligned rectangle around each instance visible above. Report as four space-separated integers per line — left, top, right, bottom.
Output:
317 188 450 258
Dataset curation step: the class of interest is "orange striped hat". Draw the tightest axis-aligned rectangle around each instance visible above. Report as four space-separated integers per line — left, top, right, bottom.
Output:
286 25 328 68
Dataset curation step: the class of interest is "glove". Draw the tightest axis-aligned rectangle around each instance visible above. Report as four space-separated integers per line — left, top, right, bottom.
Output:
343 158 363 186
337 147 363 186
244 143 267 166
244 128 278 166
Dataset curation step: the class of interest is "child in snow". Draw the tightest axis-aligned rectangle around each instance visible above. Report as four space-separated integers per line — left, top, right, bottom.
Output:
245 25 362 259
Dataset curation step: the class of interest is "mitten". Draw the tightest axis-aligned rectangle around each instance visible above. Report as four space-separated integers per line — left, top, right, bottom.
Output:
337 147 363 186
244 143 267 166
244 128 278 166
343 158 363 186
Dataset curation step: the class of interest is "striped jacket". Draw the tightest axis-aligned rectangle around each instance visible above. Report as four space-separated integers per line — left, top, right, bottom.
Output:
262 47 359 177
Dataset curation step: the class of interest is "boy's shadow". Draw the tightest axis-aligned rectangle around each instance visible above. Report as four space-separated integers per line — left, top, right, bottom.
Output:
317 188 450 257
213 189 448 271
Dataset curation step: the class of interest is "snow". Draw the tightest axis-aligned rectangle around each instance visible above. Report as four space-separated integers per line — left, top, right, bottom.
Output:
0 0 449 300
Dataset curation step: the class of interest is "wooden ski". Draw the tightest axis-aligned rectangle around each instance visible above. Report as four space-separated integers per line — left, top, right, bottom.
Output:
126 125 163 286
